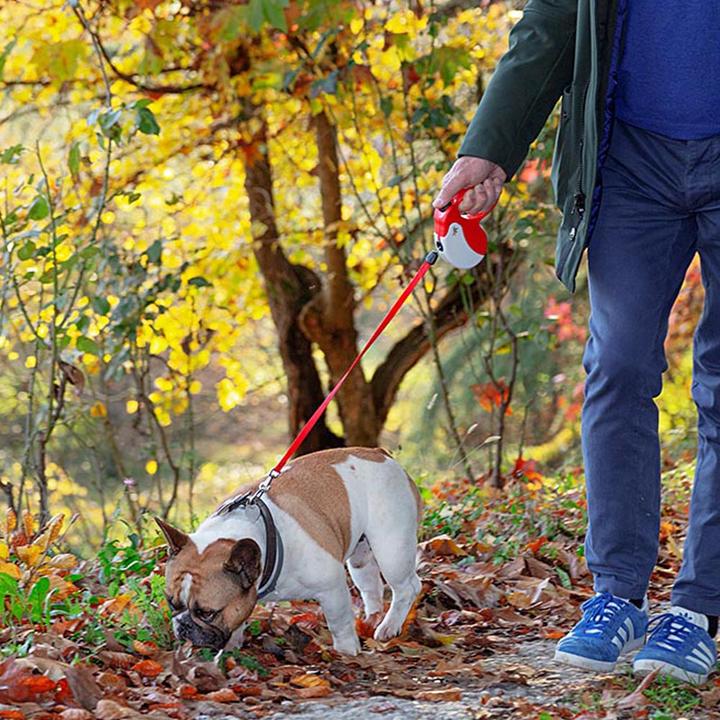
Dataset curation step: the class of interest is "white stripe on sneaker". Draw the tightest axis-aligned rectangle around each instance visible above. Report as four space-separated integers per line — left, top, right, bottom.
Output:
690 648 712 667
624 617 634 640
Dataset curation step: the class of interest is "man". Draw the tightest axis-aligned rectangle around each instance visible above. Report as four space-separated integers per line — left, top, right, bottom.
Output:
433 0 720 685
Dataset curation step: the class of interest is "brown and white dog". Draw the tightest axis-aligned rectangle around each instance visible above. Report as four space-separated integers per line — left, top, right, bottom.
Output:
156 447 422 656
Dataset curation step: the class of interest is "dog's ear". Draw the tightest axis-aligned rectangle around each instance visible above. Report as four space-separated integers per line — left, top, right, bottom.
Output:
223 538 262 591
154 517 190 556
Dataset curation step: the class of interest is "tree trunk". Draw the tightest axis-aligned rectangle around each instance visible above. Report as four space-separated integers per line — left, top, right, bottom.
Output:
299 110 380 446
242 110 342 453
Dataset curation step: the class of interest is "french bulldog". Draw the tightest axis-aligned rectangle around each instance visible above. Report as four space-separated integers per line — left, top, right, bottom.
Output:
156 447 422 656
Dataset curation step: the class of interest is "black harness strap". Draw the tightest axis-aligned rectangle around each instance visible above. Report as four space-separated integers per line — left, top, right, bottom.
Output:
214 494 284 599
255 498 284 599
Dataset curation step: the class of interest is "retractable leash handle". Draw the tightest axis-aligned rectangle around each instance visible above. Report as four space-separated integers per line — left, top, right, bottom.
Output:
433 188 496 269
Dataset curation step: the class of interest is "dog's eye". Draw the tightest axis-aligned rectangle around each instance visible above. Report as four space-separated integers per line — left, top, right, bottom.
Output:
194 607 219 622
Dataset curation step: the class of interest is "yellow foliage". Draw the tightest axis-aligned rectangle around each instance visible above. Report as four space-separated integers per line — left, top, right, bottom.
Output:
0 561 22 579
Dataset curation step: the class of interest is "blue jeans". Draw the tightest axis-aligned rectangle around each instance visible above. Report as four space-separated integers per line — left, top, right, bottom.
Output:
583 119 720 615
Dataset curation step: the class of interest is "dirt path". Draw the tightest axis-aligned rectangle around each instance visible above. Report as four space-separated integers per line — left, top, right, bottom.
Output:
195 640 717 719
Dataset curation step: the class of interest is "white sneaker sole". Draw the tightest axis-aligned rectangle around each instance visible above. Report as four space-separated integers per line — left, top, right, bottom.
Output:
554 636 645 673
633 658 708 686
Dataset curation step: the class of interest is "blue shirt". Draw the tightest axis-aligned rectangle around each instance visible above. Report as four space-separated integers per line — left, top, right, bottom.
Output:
616 2 720 140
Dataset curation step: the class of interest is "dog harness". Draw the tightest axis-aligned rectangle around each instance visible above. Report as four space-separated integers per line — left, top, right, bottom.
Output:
214 494 284 599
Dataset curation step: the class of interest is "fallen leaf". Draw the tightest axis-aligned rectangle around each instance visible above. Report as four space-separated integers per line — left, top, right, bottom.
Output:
290 673 330 689
176 683 198 698
94 699 141 720
416 688 462 702
99 651 136 670
295 685 332 698
617 669 659 709
132 640 158 657
203 688 239 703
131 659 163 678
59 710 94 720
64 665 101 710
95 672 126 693
423 535 468 557
0 710 25 720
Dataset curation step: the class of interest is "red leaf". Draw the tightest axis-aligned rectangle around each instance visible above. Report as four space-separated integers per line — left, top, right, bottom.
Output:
289 611 319 629
0 710 26 720
131 659 163 678
203 688 239 703
22 675 56 695
177 683 198 698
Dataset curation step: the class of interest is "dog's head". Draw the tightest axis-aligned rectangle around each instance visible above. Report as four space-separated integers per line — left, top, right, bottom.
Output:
155 517 262 651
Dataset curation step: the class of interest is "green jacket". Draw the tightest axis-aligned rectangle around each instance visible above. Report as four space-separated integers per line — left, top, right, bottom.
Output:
459 0 621 292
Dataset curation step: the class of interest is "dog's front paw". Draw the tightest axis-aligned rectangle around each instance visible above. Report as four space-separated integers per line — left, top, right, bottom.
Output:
332 633 361 656
373 617 404 642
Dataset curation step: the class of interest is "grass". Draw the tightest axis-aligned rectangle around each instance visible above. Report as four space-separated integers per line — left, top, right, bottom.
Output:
644 675 702 718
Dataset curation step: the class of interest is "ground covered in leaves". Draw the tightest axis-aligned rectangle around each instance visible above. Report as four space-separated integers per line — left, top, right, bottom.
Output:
1 460 718 720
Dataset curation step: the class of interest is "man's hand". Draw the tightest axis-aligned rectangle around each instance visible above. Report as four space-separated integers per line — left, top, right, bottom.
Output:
433 157 507 215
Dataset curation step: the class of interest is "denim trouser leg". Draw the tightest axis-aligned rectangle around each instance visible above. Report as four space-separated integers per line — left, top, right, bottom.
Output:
582 120 697 599
672 149 720 616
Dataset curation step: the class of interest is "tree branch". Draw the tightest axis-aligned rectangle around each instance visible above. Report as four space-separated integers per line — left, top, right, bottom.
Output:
73 1 211 95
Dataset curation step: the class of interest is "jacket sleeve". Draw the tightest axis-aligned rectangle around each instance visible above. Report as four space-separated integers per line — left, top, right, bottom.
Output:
458 0 578 180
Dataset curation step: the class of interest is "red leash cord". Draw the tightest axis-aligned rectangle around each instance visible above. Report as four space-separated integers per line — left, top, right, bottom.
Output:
270 250 438 477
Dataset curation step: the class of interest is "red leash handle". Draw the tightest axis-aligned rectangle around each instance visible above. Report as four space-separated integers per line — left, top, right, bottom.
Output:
271 251 437 475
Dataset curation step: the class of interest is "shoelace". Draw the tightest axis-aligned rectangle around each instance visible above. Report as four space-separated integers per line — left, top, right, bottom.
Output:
647 613 704 653
578 591 630 636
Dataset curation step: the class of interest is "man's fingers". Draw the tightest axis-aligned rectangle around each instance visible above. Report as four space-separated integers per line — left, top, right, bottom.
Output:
458 186 486 213
433 157 504 210
459 180 501 216
433 171 469 209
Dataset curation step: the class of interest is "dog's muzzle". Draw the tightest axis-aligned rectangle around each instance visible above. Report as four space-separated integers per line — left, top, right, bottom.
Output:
173 612 229 651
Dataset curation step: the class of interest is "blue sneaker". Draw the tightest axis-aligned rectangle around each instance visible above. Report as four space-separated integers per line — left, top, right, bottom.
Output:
554 592 648 671
633 608 717 685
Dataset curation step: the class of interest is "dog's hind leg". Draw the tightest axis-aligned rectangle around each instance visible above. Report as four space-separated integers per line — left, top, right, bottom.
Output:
368 534 421 642
316 578 361 656
347 535 384 618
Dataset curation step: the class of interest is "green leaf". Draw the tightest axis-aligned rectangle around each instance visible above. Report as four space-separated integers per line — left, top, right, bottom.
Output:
310 69 338 98
0 40 17 79
215 6 248 40
68 141 80 180
188 276 211 288
248 0 264 31
136 106 160 135
92 296 111 315
380 96 393 118
75 315 90 334
28 196 50 221
77 336 100 356
18 240 36 261
0 573 18 599
99 109 123 140
146 239 163 263
263 0 288 31
555 567 572 590
28 576 50 623
31 40 87 82
0 144 23 164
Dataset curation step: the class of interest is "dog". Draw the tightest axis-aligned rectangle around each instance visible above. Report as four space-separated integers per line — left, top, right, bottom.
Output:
156 447 422 656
